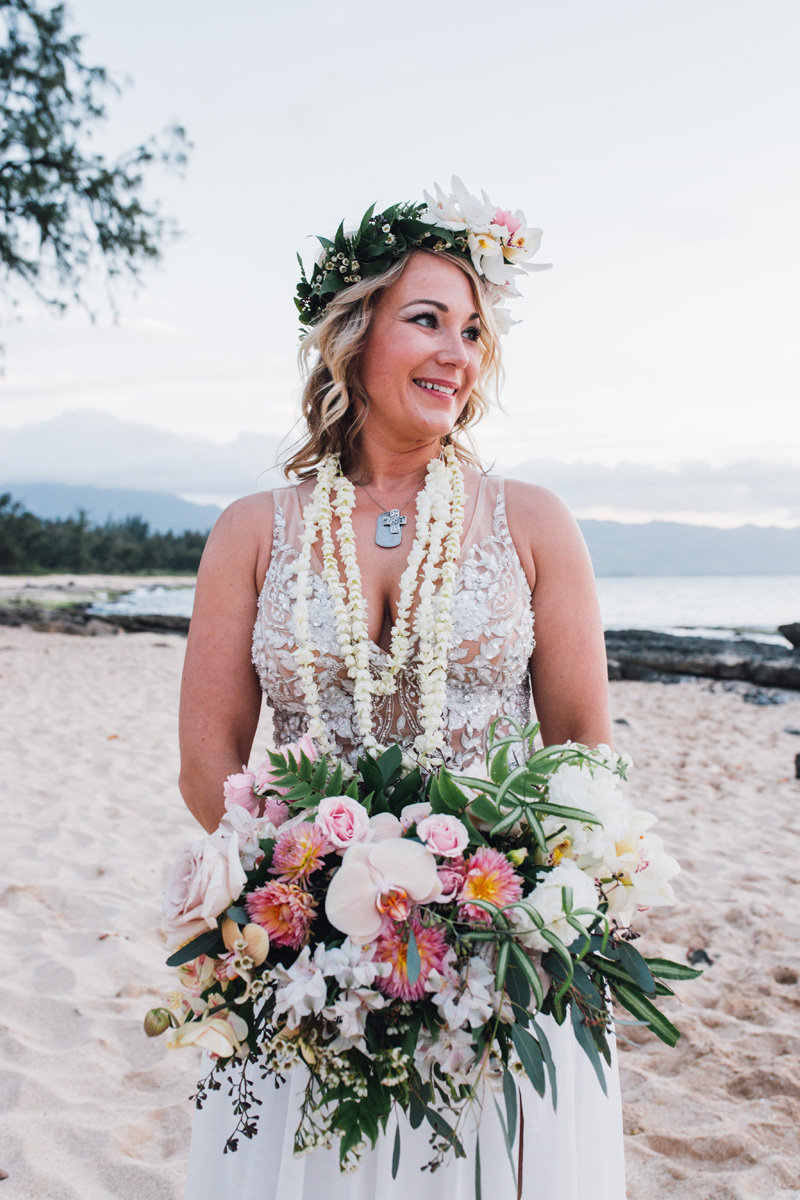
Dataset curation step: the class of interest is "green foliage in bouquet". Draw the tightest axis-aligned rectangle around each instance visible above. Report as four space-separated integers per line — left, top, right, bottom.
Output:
148 724 700 1186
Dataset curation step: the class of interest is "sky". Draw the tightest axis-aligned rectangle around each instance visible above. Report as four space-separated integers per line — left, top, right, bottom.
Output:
2 0 799 525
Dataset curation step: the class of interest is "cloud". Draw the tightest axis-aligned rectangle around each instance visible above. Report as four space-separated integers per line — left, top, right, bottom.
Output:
507 458 800 524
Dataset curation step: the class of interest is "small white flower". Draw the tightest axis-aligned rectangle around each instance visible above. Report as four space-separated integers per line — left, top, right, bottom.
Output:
271 946 329 1028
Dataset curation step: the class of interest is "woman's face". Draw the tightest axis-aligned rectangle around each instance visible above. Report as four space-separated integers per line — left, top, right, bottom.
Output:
357 252 483 449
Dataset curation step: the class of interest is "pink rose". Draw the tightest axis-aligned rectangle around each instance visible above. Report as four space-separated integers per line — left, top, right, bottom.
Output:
416 814 470 859
223 768 258 815
254 735 318 796
436 856 467 902
262 796 290 827
315 795 370 851
162 835 247 950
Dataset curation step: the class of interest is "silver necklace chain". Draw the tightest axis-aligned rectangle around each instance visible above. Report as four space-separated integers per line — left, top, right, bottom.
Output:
354 476 426 549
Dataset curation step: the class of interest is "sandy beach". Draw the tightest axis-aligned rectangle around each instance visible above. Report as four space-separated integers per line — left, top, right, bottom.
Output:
1 622 799 1200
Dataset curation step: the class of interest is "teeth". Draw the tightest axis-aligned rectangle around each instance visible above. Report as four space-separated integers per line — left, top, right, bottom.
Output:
415 380 457 395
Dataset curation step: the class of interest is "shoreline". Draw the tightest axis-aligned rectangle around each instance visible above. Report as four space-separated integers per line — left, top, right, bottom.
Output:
1 574 797 691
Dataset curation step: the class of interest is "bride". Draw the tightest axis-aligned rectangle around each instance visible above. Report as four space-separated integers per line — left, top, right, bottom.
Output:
177 180 627 1199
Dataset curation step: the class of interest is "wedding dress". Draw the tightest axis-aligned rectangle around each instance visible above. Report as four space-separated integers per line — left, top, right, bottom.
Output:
184 474 627 1199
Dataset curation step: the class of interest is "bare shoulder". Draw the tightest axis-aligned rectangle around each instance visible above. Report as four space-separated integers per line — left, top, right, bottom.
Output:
503 478 586 589
200 490 276 596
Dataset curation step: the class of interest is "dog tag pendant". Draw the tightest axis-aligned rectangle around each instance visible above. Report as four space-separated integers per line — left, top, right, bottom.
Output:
375 509 406 548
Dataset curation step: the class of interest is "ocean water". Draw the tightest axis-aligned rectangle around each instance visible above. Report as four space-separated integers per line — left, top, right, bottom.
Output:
91 575 799 644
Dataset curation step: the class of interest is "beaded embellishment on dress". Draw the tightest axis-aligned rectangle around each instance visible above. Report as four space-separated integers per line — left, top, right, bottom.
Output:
251 476 535 770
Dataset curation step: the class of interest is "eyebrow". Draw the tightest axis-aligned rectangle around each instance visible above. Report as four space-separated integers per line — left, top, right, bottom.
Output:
400 299 480 320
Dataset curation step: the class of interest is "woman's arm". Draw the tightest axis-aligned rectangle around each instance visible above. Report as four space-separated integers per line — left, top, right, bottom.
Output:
505 480 612 749
178 492 274 832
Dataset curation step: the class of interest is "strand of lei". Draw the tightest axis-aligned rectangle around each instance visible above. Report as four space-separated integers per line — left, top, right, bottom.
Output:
291 445 465 764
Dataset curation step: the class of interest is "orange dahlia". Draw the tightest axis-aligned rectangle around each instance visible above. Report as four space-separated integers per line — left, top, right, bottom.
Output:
246 882 316 949
458 847 522 924
270 822 328 883
374 918 448 1001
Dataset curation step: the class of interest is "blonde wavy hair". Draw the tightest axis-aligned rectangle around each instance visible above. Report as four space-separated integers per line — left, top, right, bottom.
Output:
282 249 503 481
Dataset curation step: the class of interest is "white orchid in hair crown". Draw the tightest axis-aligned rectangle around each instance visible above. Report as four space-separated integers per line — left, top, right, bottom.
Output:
295 175 551 334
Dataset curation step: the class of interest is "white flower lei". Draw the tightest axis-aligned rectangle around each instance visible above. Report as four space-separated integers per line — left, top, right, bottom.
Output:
292 445 465 767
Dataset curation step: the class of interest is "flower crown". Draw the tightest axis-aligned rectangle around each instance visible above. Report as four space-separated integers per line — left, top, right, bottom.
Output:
295 176 550 335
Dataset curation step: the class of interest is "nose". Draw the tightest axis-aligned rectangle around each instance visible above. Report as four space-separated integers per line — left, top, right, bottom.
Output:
435 329 469 370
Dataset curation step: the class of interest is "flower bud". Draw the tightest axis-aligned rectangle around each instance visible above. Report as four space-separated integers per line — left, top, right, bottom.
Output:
508 847 529 867
143 1007 172 1037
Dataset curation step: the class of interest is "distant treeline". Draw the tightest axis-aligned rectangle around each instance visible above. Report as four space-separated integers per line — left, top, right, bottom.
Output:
0 494 207 573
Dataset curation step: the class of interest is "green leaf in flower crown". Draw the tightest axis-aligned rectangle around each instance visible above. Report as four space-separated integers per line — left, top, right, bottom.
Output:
166 927 224 967
644 957 704 981
406 924 422 986
320 272 344 295
358 203 377 239
570 1005 609 1094
511 1023 546 1097
617 941 657 994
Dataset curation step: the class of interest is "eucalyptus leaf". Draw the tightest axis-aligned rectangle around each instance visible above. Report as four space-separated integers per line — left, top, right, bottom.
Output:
570 1004 608 1094
165 927 223 967
406 925 422 986
644 957 704 981
511 1023 546 1097
502 1069 518 1145
617 941 656 994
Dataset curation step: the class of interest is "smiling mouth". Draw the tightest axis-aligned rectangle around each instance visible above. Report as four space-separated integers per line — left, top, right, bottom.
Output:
413 379 458 398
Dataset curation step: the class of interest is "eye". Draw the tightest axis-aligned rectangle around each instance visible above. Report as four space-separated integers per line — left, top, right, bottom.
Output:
407 310 438 329
463 325 481 343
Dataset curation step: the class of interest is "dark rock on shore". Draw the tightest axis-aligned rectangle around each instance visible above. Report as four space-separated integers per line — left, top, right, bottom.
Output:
0 602 190 637
778 622 800 649
605 629 800 691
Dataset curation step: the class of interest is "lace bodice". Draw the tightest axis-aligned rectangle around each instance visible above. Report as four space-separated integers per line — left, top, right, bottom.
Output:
251 474 535 770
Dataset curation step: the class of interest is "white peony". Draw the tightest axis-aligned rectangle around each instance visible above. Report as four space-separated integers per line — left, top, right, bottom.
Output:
522 862 600 952
544 759 633 867
600 812 680 921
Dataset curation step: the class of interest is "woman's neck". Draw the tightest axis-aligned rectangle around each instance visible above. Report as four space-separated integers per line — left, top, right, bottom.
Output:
349 431 443 491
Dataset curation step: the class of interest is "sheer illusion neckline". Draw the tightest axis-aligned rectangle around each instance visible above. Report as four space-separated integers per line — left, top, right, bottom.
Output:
288 473 488 658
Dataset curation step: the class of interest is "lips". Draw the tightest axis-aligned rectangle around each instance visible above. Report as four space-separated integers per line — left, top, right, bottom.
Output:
413 378 459 399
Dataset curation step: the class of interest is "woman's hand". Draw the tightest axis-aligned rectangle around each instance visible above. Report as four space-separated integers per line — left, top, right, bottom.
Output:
178 492 274 831
505 480 613 750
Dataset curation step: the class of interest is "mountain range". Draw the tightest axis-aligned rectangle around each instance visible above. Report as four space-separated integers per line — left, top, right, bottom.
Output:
5 481 799 577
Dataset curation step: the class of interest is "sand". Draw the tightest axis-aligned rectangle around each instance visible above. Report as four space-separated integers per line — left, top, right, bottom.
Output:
0 623 798 1200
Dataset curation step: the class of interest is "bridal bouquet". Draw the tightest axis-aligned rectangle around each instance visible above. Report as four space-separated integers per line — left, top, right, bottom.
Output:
146 722 698 1178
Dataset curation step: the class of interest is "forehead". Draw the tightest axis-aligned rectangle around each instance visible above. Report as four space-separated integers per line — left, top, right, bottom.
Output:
381 252 478 312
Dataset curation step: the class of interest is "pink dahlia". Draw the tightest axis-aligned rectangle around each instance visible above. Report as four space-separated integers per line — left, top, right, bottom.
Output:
270 822 328 883
374 917 448 1001
458 847 523 925
246 882 316 949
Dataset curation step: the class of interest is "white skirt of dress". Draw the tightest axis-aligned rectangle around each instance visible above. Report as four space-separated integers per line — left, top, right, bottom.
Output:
184 1014 627 1200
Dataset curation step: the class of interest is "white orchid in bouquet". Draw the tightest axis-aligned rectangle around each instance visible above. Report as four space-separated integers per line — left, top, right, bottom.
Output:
146 723 698 1185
